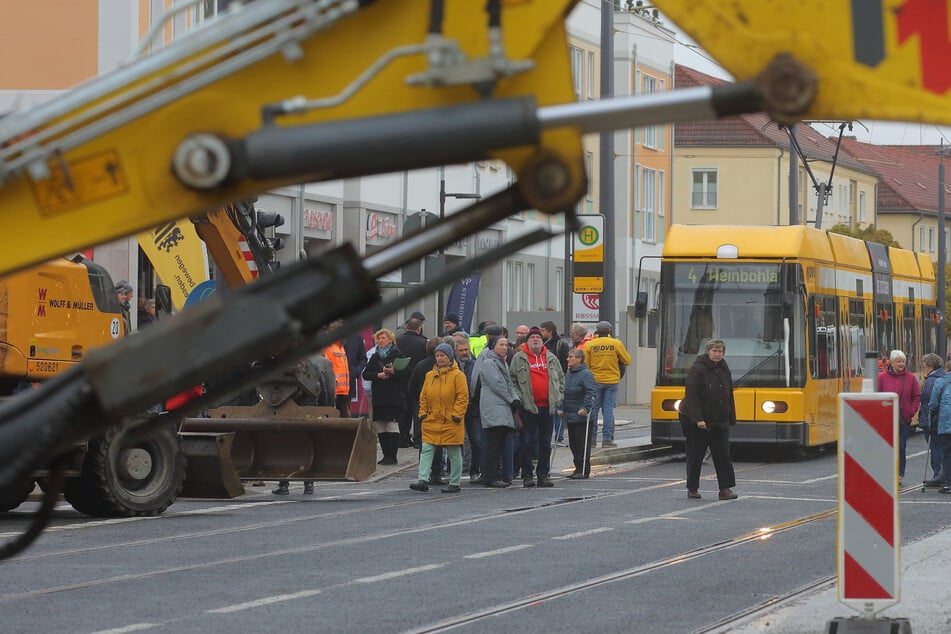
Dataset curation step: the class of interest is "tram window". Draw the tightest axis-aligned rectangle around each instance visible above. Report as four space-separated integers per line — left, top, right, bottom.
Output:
902 304 917 372
876 302 895 363
922 308 938 357
847 298 867 377
810 295 839 379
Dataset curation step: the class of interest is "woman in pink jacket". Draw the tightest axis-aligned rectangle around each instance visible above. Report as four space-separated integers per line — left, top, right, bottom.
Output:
877 349 921 483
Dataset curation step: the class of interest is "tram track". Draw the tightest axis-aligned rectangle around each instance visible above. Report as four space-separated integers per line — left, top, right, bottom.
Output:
397 479 927 634
0 457 686 559
400 509 838 633
0 460 781 604
3 454 928 632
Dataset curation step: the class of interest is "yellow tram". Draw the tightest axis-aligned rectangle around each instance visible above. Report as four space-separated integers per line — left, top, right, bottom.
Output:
650 224 937 449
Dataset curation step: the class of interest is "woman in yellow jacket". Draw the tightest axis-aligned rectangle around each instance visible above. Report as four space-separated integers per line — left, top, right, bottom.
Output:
411 343 469 493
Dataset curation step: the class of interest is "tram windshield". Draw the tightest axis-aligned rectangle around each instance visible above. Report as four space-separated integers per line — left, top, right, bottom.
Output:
656 262 806 387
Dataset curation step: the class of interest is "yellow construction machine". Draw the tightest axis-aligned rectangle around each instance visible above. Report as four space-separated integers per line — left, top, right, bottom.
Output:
0 0 947 556
0 203 376 516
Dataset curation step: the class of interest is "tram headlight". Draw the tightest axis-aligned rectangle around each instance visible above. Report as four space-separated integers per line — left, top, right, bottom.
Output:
662 399 682 412
761 400 788 414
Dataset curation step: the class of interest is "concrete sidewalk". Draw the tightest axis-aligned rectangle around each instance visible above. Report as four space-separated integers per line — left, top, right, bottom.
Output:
726 519 948 633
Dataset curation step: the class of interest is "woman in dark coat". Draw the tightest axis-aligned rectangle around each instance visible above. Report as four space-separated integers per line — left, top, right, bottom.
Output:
679 339 737 500
558 348 597 479
919 353 945 485
362 328 410 465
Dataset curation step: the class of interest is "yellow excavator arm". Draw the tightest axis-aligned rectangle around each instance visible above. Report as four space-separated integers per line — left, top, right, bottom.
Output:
656 0 951 125
0 0 584 276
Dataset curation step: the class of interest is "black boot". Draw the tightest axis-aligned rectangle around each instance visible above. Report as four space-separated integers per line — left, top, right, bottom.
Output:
271 480 289 495
379 432 399 466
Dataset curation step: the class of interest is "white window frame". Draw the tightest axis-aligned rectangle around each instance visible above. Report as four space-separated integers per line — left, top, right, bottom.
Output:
554 267 564 311
526 263 535 311
586 51 595 100
691 168 718 209
642 167 656 242
859 191 867 222
585 151 594 202
641 75 657 148
570 46 583 101
506 260 523 312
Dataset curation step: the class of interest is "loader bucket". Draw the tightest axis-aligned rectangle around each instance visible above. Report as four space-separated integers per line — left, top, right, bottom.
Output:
181 404 377 482
179 432 246 499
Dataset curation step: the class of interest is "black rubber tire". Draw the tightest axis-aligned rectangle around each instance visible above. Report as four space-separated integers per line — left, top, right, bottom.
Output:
63 422 185 517
0 477 35 512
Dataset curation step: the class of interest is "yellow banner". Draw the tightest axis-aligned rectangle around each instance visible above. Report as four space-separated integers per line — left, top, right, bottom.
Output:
136 219 209 310
658 0 951 125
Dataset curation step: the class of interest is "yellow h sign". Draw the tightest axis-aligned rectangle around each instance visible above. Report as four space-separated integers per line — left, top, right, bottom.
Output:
573 214 604 293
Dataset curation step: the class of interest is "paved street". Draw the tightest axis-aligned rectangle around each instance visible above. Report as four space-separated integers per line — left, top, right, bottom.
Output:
1 426 948 633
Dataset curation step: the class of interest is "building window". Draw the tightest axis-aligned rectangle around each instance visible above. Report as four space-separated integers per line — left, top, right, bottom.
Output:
920 226 926 252
929 226 935 253
799 168 807 219
506 260 523 311
587 51 595 99
641 75 657 148
691 169 717 208
642 168 656 241
527 263 535 310
570 46 583 101
658 171 665 219
859 191 867 223
585 151 594 202
554 267 563 311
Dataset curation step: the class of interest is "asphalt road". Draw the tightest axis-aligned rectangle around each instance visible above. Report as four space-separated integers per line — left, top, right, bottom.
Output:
1 432 948 634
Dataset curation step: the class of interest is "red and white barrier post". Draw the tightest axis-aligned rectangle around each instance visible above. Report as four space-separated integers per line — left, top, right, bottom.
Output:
828 372 910 633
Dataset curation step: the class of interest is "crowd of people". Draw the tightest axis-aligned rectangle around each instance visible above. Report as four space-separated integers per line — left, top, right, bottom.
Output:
353 314 632 492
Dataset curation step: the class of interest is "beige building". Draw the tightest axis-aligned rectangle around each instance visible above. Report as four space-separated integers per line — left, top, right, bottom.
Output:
674 66 879 230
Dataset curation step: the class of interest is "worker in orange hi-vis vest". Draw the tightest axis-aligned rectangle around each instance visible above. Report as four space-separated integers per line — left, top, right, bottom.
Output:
324 339 351 418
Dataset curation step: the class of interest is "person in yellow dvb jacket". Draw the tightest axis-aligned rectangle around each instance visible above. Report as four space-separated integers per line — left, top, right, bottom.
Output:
584 321 631 448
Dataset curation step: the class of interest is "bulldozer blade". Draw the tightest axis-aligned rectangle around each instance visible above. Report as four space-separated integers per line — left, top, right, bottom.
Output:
179 432 246 499
181 411 377 482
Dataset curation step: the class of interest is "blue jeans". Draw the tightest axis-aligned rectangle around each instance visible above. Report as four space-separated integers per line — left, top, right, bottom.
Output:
922 427 945 477
552 411 566 442
519 407 554 479
592 383 619 442
898 423 911 477
937 434 951 486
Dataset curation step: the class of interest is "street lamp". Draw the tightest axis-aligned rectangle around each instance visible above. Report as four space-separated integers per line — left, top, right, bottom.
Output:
938 146 950 358
438 172 481 329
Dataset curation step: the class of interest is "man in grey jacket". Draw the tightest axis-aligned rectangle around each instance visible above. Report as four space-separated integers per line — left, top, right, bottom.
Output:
510 327 564 487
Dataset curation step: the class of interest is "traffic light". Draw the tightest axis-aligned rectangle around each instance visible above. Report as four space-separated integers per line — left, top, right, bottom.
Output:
256 211 285 235
253 210 286 272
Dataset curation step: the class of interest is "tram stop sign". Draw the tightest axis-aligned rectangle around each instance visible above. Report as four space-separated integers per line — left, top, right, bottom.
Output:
573 214 604 293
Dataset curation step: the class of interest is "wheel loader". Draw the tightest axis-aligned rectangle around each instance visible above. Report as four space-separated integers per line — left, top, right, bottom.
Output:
0 206 376 516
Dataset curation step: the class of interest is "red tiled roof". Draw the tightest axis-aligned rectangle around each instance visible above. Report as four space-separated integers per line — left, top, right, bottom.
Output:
837 139 951 213
674 65 873 176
